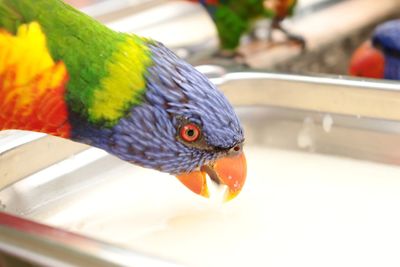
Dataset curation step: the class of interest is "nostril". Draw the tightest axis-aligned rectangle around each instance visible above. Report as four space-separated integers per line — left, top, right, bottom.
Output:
228 144 243 155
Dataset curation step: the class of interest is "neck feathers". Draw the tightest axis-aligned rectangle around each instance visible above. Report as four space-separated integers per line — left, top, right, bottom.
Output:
83 35 153 127
0 0 155 137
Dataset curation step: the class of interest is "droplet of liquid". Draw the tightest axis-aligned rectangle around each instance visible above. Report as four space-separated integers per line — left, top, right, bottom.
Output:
206 176 228 206
322 114 334 133
297 117 314 150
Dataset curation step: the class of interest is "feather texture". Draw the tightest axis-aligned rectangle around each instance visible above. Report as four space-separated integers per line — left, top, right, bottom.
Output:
349 19 400 80
372 19 400 80
190 0 297 50
0 0 244 177
0 22 70 137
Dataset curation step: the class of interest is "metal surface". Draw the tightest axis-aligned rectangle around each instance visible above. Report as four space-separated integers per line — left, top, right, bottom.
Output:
0 212 182 267
215 71 400 121
0 135 88 190
1 71 400 266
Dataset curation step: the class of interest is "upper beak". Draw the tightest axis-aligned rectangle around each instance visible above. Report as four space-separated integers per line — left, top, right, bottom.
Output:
176 151 247 201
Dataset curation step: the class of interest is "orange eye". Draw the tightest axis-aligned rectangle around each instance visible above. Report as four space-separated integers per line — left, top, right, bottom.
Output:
180 123 200 142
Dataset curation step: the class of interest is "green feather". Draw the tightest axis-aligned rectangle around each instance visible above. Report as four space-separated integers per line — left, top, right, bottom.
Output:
206 0 272 50
201 0 301 50
214 6 247 50
0 0 152 126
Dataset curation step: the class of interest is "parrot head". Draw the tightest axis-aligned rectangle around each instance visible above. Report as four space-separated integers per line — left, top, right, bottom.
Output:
349 19 400 80
71 42 246 201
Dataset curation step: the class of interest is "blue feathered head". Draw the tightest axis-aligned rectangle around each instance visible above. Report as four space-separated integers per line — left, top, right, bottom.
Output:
71 42 246 200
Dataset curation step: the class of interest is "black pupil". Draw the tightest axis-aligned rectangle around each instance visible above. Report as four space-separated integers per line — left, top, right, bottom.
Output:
186 129 195 137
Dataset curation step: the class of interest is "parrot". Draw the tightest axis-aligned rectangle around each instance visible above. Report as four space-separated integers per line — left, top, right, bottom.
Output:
0 0 247 201
349 19 400 80
187 0 305 55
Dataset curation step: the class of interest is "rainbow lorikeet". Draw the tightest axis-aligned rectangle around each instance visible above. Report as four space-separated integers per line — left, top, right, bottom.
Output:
188 0 304 54
0 0 247 200
349 19 400 80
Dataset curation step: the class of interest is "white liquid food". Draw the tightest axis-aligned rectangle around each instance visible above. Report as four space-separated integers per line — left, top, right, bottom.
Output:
37 147 400 267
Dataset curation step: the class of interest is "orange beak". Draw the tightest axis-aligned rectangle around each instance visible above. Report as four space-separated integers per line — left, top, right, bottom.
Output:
349 41 385 79
176 152 247 201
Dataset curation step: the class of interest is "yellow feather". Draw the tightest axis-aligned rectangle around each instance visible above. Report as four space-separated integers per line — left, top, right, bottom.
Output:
0 22 67 114
89 36 152 123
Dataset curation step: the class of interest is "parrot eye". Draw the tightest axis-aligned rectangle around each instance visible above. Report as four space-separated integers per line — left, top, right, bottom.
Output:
180 123 200 142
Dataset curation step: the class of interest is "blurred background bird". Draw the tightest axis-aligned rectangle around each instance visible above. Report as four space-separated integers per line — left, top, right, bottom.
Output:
187 0 305 57
0 0 247 201
349 19 400 80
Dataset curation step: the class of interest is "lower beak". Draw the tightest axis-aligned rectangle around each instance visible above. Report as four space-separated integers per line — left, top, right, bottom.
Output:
176 152 247 201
